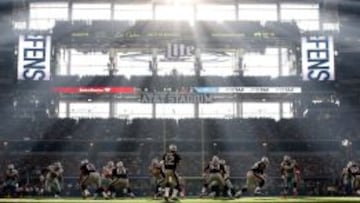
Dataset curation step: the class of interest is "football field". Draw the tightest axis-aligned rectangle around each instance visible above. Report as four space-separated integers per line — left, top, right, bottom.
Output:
0 197 360 203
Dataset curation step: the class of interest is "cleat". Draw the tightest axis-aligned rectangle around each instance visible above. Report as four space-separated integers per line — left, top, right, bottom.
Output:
208 191 216 198
235 190 242 198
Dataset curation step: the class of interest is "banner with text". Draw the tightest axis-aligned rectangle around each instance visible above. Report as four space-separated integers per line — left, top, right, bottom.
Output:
194 87 301 94
18 35 51 80
54 87 135 94
301 35 335 81
141 92 212 103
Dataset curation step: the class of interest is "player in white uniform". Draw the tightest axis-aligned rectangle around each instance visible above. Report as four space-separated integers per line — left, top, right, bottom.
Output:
45 162 64 198
280 155 298 196
102 161 115 196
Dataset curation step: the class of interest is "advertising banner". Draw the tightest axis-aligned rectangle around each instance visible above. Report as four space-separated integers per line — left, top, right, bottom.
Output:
18 35 51 80
53 87 135 94
194 87 301 94
301 35 335 81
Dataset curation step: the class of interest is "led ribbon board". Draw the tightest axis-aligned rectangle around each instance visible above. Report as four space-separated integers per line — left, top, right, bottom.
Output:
301 35 335 81
53 87 135 94
194 87 302 94
18 35 51 80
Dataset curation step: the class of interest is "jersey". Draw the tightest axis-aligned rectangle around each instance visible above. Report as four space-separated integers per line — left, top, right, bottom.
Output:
150 162 164 178
47 164 64 179
251 161 267 174
102 166 114 179
112 167 128 179
204 161 225 174
348 164 360 177
5 169 19 181
342 167 352 183
162 152 181 171
281 160 296 176
80 163 96 176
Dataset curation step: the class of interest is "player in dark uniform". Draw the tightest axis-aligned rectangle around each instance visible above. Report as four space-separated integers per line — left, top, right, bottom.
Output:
236 157 269 197
203 156 226 197
79 159 107 199
108 161 135 198
162 144 181 202
3 164 19 197
280 155 298 196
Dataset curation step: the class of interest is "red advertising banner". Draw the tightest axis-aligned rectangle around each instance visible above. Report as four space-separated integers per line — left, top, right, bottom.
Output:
53 87 135 94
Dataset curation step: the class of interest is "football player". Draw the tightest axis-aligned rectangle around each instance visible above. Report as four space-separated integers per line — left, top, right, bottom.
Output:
346 161 360 195
221 159 234 198
342 162 353 195
45 162 63 198
108 161 135 198
280 155 298 196
3 164 19 197
149 158 165 198
162 144 181 202
200 159 211 197
203 156 226 197
102 161 115 196
79 159 107 199
236 157 269 197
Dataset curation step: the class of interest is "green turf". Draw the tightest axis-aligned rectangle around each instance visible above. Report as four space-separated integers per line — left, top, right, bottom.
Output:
1 197 360 203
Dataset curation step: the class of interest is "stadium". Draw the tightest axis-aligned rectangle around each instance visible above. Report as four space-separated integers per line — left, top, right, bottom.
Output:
0 0 360 202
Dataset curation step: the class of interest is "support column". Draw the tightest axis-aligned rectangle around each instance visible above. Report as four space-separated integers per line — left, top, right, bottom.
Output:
110 0 115 21
152 3 156 20
194 102 199 118
235 0 239 20
54 48 61 75
69 1 73 21
236 96 242 118
236 49 244 76
151 48 158 76
66 49 71 75
65 101 70 118
277 2 281 22
109 99 115 118
108 48 118 76
152 102 156 119
278 47 283 77
193 3 197 21
200 119 205 170
280 100 283 119
194 48 202 77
